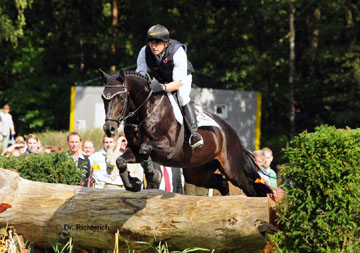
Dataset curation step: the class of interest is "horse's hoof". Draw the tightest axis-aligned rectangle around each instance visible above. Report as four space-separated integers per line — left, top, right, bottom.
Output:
127 177 142 192
146 169 162 185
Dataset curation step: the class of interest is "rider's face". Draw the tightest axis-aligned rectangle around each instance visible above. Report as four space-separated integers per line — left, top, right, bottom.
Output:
149 41 168 56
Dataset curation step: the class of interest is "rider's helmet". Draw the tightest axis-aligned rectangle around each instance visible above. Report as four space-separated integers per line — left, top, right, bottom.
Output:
146 24 170 42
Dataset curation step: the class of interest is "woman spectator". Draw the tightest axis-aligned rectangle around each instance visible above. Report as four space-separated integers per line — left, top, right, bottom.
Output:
25 134 41 154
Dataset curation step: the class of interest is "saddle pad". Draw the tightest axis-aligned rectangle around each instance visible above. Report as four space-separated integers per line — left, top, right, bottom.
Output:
167 92 183 125
167 92 221 129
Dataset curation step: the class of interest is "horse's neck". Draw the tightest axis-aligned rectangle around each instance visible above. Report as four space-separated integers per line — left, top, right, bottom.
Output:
131 92 175 124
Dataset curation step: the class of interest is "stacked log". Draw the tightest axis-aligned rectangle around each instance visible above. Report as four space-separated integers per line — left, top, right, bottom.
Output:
0 168 270 252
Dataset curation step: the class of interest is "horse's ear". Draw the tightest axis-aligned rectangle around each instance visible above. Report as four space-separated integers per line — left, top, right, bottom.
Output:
98 68 110 84
117 69 126 83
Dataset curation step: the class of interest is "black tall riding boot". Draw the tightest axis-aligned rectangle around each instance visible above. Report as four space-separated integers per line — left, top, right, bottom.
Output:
183 102 204 149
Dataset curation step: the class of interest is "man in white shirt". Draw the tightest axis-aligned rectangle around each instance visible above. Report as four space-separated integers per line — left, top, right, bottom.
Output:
136 24 203 149
90 135 117 188
0 104 15 152
105 135 143 189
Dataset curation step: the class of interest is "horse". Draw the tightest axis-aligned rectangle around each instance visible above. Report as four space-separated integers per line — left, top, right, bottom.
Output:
100 69 272 197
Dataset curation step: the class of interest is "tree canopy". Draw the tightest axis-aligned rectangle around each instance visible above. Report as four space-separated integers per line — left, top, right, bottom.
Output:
1 0 359 162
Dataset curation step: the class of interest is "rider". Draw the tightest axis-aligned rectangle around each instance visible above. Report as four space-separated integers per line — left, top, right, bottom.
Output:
136 24 204 149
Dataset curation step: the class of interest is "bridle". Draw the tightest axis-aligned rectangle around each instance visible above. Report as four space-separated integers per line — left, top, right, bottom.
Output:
102 82 154 125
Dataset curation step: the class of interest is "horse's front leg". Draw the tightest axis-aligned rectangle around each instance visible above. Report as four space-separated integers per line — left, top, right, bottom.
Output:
139 137 171 160
139 138 170 185
139 142 153 159
116 148 142 192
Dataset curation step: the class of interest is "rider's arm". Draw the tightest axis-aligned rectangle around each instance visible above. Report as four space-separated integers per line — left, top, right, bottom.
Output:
135 46 148 76
163 47 188 92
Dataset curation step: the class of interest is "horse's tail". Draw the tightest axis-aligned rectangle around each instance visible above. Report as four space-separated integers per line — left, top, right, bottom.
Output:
243 149 273 197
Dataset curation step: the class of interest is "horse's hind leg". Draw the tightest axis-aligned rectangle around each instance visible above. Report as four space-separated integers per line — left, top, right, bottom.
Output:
183 161 229 196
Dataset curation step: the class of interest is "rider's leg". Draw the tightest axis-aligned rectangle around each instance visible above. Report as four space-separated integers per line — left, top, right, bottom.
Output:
177 74 203 149
182 102 204 149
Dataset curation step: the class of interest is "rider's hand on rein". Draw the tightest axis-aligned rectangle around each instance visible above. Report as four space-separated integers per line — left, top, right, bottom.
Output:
150 79 166 93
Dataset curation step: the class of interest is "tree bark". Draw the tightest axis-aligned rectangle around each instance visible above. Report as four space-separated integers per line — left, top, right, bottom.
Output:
289 0 296 137
0 168 270 252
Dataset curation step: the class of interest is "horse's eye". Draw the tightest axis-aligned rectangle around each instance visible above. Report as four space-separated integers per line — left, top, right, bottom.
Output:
119 96 124 101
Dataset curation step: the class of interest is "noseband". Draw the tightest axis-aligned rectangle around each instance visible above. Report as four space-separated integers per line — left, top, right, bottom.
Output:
102 83 153 124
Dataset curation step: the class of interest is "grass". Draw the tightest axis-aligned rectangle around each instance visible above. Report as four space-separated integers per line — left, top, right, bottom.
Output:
2 226 211 253
1 128 107 154
35 128 105 152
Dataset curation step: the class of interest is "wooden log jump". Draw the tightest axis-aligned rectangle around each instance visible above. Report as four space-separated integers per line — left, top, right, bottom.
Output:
0 168 270 252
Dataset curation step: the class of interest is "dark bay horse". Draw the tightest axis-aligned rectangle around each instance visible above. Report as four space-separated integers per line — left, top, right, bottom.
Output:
101 69 272 197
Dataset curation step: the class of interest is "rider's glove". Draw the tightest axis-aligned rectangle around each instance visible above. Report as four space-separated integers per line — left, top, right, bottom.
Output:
150 79 165 93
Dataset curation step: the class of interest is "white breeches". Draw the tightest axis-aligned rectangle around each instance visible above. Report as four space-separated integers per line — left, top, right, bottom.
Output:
177 74 192 106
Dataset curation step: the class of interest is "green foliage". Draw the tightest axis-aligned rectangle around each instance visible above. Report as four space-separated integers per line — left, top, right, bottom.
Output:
0 0 33 47
271 125 360 252
0 152 82 185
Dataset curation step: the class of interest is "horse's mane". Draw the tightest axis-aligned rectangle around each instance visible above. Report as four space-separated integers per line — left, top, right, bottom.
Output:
123 71 150 83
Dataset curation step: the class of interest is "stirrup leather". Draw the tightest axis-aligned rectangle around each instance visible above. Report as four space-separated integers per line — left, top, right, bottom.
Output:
189 133 204 149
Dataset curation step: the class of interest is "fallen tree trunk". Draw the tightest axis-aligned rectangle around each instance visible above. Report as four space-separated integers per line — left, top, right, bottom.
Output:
0 168 270 252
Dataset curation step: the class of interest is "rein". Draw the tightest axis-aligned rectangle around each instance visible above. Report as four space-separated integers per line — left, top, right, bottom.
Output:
125 94 165 130
123 89 154 122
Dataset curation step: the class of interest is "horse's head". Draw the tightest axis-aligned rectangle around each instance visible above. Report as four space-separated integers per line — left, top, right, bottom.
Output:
100 69 128 137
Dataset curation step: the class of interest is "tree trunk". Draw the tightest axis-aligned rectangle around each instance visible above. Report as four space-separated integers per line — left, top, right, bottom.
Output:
289 0 296 137
110 0 118 72
0 168 270 252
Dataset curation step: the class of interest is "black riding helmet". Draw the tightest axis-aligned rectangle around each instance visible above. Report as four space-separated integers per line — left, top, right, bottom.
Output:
146 24 170 42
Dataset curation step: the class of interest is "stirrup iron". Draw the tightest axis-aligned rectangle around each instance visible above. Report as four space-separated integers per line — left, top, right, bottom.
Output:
189 133 204 149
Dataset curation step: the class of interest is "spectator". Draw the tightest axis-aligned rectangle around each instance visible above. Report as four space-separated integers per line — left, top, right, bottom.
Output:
25 134 41 154
82 140 95 156
90 135 116 188
0 104 16 153
253 149 265 169
105 135 143 189
3 135 26 156
67 132 93 187
42 145 53 153
261 147 277 191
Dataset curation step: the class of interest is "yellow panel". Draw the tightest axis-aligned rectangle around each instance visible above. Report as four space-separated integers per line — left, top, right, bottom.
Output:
255 92 262 150
69 86 76 132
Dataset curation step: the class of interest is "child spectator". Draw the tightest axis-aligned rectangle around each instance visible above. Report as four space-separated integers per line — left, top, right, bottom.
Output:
261 147 277 191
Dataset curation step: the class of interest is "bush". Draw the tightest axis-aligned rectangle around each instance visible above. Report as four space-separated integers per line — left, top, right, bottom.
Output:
0 152 82 185
270 125 360 252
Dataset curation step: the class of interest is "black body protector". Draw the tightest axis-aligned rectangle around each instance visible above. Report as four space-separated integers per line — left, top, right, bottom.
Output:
145 39 194 83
